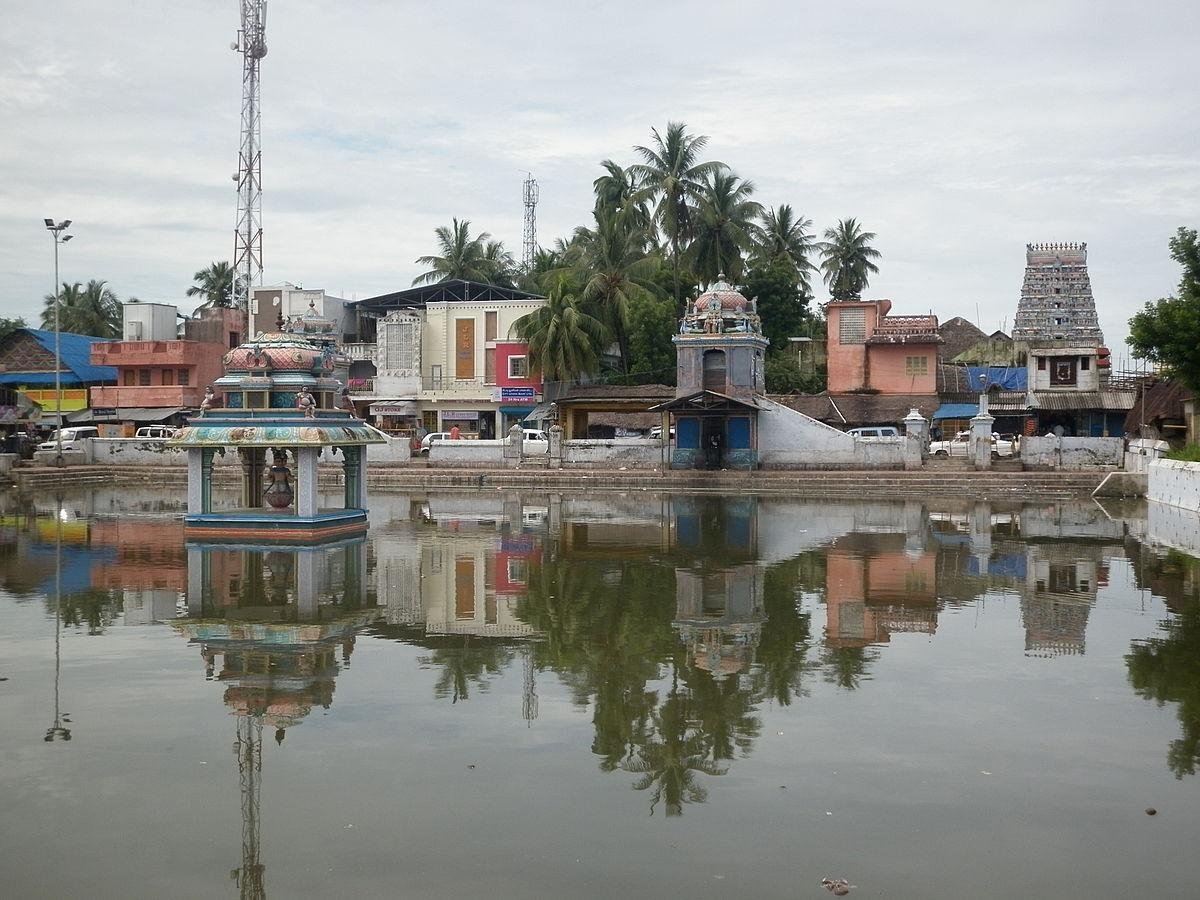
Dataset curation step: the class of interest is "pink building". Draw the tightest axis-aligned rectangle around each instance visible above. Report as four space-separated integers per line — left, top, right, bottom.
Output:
91 307 245 416
825 299 941 394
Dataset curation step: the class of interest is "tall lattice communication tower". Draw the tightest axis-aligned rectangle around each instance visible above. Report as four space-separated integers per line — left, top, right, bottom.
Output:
521 173 539 268
232 1 268 309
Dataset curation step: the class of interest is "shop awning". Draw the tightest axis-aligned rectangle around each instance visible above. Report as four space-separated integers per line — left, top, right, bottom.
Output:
931 403 978 421
67 407 186 424
522 401 554 423
498 405 535 416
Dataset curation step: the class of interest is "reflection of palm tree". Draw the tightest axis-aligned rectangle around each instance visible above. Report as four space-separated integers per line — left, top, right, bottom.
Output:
821 644 877 690
755 556 818 705
423 637 514 703
622 687 726 816
686 671 760 761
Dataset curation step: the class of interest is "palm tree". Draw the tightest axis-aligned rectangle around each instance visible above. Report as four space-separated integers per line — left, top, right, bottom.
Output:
688 171 762 286
631 122 726 308
593 160 652 239
575 212 662 375
187 261 237 308
482 239 517 288
753 205 818 295
513 278 610 385
413 218 508 285
819 218 881 301
42 279 121 337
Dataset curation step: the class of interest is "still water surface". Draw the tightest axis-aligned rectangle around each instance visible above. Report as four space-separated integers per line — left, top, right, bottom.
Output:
1 487 1199 898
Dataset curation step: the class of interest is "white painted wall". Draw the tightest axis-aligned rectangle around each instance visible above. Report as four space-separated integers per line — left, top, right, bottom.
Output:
1147 495 1200 555
757 398 905 469
1021 435 1123 468
1148 459 1200 513
428 439 506 467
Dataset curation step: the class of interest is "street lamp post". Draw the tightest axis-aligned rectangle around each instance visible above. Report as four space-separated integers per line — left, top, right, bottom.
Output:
44 219 73 467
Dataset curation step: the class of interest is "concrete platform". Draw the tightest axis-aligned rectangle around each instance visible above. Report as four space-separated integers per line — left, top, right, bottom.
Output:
183 507 367 543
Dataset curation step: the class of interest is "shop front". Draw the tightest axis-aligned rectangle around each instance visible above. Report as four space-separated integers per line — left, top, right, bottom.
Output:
439 408 497 439
368 401 420 440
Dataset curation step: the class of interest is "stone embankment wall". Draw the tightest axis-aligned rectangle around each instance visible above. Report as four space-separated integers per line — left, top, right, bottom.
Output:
1148 459 1200 512
756 398 908 469
429 439 506 467
562 439 664 469
1021 436 1123 469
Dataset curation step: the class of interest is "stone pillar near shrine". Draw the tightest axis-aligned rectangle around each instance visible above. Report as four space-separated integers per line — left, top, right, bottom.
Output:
188 448 217 514
239 447 265 508
969 391 995 470
342 446 367 510
295 447 320 517
548 423 563 469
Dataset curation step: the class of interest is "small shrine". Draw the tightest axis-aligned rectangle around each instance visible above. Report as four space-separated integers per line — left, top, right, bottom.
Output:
651 277 769 469
170 326 384 541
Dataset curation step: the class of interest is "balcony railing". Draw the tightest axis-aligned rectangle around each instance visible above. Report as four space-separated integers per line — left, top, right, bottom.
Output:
348 378 375 394
875 315 938 336
422 376 492 391
341 342 378 362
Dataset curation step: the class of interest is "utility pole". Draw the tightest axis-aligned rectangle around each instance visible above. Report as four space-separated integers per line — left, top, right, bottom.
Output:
44 219 74 467
232 1 268 309
522 173 539 270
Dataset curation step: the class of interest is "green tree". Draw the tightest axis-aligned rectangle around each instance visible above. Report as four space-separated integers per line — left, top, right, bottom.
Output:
413 218 511 286
593 160 653 239
764 350 823 394
753 205 817 296
632 122 726 309
186 261 237 308
820 217 881 301
625 290 679 385
517 246 566 294
575 212 662 375
0 316 28 342
513 278 610 384
688 171 762 285
1128 227 1200 391
743 257 811 352
42 279 121 337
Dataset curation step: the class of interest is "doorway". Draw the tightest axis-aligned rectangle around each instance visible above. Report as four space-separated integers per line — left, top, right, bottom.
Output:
701 417 725 469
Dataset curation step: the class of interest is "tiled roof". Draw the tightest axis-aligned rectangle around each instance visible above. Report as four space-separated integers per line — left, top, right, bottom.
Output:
1031 390 1136 411
563 383 675 401
0 328 117 385
1124 379 1193 432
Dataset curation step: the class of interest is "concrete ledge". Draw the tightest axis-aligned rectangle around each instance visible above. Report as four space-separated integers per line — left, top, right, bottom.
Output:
1092 471 1147 499
184 508 367 543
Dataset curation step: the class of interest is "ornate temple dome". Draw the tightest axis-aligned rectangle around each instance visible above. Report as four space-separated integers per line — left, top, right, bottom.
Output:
693 278 750 313
223 332 336 374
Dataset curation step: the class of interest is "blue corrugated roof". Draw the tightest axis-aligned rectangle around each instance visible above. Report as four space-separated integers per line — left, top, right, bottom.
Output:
932 403 979 421
9 328 117 385
966 366 1026 392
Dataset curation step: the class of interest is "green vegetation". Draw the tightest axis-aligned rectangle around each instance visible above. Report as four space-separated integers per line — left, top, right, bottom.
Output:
0 317 28 341
1128 227 1200 391
1165 444 1200 462
187 260 239 309
41 279 122 338
416 120 878 387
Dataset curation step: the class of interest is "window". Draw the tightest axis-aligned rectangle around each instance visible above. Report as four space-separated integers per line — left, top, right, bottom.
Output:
430 364 443 389
485 311 497 342
838 307 866 344
123 370 136 386
1050 357 1077 386
702 349 727 391
229 331 241 349
178 368 190 386
139 369 151 386
904 356 928 376
485 348 496 384
1037 357 1047 371
1081 356 1090 370
508 355 529 379
162 369 174 386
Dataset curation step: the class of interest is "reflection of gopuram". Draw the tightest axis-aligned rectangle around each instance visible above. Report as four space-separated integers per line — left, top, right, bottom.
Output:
173 539 374 900
1020 547 1102 657
671 496 763 679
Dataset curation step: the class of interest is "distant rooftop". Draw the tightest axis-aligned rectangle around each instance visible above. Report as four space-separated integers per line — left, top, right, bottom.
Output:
352 280 543 313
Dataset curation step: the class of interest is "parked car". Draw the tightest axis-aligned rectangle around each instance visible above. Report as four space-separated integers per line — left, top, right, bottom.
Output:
38 426 99 452
520 429 550 454
648 426 676 440
848 426 900 439
930 431 1018 458
135 425 176 440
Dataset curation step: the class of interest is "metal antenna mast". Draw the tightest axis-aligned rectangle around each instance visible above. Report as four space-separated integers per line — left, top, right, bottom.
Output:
521 173 539 269
232 1 268 309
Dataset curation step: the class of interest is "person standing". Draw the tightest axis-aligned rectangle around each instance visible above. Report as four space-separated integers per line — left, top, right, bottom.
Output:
450 424 461 440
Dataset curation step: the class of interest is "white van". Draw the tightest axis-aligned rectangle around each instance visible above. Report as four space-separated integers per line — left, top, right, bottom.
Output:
135 425 176 440
38 426 99 452
847 426 900 439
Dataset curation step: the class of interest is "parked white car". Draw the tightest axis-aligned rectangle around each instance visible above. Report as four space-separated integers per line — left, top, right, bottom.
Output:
135 425 176 440
848 426 900 439
38 426 99 452
930 431 1018 458
420 432 454 454
520 429 550 454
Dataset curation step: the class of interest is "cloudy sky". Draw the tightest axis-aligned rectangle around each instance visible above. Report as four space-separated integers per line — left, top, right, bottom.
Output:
2 0 1197 363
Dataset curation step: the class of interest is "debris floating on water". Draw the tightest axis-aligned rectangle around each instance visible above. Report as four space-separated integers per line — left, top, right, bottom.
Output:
1146 807 1157 816
822 877 854 895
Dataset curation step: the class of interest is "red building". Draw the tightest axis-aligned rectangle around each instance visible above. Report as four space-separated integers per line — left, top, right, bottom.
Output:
494 340 544 432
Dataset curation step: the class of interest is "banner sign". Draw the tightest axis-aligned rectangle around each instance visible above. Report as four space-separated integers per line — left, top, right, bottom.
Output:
500 387 536 400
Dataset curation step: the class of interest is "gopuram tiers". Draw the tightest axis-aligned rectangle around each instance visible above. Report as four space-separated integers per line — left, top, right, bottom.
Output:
1012 242 1104 348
